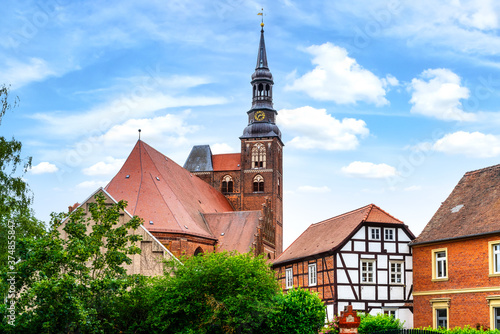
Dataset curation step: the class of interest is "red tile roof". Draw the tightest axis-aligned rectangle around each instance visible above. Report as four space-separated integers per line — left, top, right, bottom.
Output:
212 153 241 171
203 211 261 253
273 204 405 265
105 140 235 239
412 164 500 245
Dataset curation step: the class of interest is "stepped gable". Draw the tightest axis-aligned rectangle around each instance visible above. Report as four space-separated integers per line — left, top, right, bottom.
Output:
412 164 500 245
105 140 234 239
273 204 405 265
203 211 261 253
212 153 241 171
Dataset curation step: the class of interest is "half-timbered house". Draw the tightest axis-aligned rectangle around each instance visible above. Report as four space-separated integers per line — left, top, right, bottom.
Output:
273 204 415 326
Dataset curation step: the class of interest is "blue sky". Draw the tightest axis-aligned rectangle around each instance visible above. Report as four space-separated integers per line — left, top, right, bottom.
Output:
3 0 500 248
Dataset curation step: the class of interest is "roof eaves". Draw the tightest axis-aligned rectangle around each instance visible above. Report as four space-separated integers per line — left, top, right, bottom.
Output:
410 229 500 247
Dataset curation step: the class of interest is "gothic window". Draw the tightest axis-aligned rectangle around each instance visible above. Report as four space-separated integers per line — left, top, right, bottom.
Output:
252 143 266 168
253 175 264 192
221 175 234 193
194 247 204 256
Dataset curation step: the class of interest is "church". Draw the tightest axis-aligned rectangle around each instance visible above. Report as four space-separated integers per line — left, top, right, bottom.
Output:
64 22 283 265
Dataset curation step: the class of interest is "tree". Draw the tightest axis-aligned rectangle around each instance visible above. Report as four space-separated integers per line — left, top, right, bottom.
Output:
0 193 143 333
265 287 326 334
0 84 45 269
147 251 280 334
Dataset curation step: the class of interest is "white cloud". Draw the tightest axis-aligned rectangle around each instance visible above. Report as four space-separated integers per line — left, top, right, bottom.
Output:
210 143 234 154
404 185 422 191
432 131 500 158
408 68 475 121
76 180 108 189
30 161 59 174
277 106 369 150
0 58 56 89
32 75 226 137
82 157 125 176
297 186 331 193
341 161 397 178
286 43 389 106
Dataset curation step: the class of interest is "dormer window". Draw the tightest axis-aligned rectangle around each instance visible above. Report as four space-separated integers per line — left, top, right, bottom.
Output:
221 175 234 193
252 143 266 168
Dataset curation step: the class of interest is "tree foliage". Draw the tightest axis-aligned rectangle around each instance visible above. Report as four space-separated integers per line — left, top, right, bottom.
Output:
265 287 326 334
358 312 405 334
0 84 45 269
0 193 143 333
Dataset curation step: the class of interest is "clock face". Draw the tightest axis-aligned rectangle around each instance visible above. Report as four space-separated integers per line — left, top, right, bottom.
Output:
254 110 265 121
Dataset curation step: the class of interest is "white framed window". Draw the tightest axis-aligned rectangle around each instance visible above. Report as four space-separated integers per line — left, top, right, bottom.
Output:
432 248 448 280
384 228 395 241
361 260 375 283
390 261 403 284
308 263 317 286
383 308 398 318
369 227 381 240
285 268 293 289
489 241 500 276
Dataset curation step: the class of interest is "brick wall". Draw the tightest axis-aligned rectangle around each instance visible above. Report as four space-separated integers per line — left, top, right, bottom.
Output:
413 234 500 328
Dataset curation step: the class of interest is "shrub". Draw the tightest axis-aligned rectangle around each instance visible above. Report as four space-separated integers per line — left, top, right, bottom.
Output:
358 312 404 334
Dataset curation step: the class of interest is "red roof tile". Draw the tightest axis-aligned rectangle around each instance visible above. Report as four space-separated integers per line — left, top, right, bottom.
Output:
412 164 500 245
212 153 241 171
273 204 405 265
203 211 261 253
105 140 234 239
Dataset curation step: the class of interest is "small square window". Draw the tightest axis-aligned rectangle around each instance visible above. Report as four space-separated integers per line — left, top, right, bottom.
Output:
385 228 395 241
369 227 381 240
390 261 403 284
361 260 375 283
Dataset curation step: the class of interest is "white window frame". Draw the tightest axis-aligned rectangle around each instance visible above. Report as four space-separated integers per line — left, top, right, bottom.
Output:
361 259 375 283
489 241 500 277
285 268 293 289
383 308 398 318
390 261 403 284
308 263 317 286
384 228 395 241
432 248 448 281
369 227 381 240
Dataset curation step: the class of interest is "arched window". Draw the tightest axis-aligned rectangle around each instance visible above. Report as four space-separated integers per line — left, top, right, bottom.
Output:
252 143 266 168
194 247 204 256
253 85 257 97
258 83 264 98
253 175 264 192
265 84 270 97
221 175 234 193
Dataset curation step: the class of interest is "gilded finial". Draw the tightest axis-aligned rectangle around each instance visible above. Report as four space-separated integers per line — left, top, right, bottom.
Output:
258 8 264 28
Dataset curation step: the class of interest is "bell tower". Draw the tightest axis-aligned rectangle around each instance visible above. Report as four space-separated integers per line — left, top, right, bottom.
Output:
240 22 283 256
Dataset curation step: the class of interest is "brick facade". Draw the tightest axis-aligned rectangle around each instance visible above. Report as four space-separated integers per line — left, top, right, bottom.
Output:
412 234 500 329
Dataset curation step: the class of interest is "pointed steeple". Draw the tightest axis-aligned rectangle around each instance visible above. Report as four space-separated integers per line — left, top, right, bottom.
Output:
241 22 281 141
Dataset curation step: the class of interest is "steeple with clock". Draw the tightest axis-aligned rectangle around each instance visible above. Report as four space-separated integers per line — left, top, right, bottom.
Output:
240 21 284 255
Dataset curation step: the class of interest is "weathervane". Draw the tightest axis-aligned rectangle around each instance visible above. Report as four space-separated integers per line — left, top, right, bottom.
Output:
258 8 264 28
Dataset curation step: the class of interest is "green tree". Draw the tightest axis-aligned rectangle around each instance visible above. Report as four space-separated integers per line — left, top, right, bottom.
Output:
358 312 404 333
147 251 280 334
265 287 326 334
0 84 45 269
0 193 143 333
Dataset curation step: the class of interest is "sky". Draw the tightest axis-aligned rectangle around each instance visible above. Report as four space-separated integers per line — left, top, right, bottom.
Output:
3 0 500 248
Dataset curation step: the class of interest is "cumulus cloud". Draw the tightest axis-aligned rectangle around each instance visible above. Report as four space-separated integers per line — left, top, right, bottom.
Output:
277 106 369 150
408 68 475 121
30 162 59 175
432 131 500 157
297 186 331 193
82 157 126 176
286 43 390 106
210 143 234 154
0 58 57 89
341 161 397 178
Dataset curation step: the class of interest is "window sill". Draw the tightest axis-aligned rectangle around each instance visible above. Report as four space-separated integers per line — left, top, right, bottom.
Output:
488 273 500 277
432 277 449 282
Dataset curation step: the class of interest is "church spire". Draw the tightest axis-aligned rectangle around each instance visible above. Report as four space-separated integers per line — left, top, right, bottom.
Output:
256 24 268 69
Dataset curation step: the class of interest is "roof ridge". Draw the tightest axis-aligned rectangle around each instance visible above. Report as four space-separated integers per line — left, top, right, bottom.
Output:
364 203 404 224
312 204 373 227
212 152 239 156
464 163 500 177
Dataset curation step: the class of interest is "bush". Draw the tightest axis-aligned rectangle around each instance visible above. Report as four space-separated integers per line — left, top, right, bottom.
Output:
358 312 404 334
266 287 326 334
